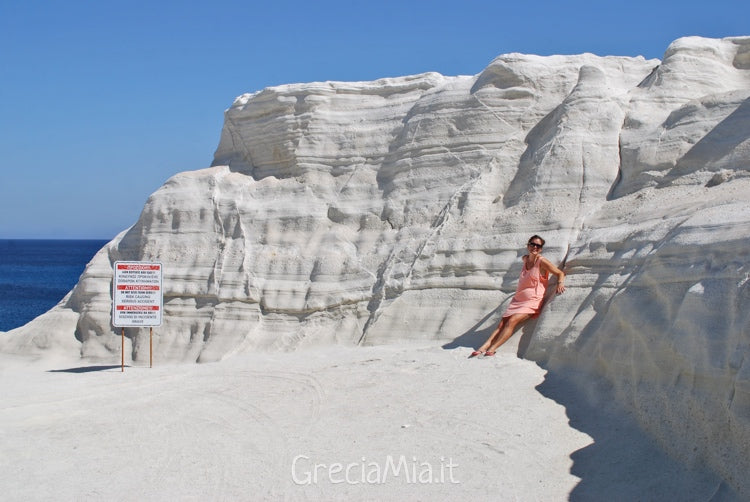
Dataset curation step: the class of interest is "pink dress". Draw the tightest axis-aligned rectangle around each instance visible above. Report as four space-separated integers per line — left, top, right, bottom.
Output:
502 255 549 318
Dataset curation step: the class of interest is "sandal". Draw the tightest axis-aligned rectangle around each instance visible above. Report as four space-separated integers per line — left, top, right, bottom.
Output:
469 350 484 358
484 351 496 357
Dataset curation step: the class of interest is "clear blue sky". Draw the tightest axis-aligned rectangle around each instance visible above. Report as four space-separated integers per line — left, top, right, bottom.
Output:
1 0 747 239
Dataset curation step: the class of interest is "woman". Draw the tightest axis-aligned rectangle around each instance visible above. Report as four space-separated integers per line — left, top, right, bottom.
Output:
470 235 565 357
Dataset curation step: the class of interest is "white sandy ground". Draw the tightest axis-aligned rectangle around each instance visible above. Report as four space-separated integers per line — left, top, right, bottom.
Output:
0 337 734 501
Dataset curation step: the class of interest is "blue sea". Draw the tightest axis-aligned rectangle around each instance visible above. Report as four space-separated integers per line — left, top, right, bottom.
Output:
0 239 108 332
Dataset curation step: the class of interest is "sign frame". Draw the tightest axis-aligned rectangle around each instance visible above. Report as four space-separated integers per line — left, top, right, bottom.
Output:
112 261 163 328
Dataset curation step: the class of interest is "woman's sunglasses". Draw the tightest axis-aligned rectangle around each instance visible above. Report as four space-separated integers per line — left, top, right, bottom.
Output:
528 242 543 249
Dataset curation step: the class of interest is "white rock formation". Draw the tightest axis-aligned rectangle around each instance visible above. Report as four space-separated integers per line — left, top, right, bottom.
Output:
2 35 750 495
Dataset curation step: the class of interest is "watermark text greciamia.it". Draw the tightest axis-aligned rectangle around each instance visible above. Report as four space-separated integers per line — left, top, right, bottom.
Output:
292 455 460 485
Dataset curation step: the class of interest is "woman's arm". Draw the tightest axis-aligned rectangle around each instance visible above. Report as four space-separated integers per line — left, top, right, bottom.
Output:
540 257 566 294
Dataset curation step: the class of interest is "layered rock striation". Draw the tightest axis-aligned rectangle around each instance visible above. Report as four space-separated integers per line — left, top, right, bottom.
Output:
3 36 750 494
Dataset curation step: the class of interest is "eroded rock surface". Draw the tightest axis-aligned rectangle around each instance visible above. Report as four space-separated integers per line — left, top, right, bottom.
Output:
3 36 750 495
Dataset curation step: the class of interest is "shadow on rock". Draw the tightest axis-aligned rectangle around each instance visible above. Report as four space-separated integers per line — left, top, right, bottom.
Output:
443 303 539 357
48 365 127 373
442 305 504 350
535 369 741 501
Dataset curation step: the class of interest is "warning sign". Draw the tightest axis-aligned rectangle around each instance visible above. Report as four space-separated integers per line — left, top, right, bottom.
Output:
113 262 163 327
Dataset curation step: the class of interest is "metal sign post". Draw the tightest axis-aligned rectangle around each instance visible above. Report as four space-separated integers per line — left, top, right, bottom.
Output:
112 261 163 371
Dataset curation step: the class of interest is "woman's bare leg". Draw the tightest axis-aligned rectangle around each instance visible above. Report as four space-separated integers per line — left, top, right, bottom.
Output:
476 318 510 353
486 313 532 353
